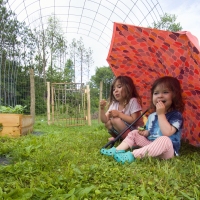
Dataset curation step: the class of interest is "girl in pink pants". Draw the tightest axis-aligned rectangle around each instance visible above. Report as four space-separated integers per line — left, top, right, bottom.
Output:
101 76 185 164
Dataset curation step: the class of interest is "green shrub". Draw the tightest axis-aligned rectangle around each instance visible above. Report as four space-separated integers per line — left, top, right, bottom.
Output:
0 105 26 114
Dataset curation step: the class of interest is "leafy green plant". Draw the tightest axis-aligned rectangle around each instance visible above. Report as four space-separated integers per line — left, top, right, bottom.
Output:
0 105 26 114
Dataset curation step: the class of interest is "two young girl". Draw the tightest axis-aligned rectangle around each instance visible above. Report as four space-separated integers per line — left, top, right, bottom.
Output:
100 76 143 141
101 76 185 163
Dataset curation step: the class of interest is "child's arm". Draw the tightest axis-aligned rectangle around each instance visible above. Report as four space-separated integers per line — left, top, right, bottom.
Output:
109 110 141 124
156 101 177 136
99 100 109 123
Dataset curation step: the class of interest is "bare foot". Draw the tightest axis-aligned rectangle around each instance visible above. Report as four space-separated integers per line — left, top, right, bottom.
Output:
108 137 115 141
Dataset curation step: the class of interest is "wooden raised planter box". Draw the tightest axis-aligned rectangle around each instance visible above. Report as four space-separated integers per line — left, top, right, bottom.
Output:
0 114 34 137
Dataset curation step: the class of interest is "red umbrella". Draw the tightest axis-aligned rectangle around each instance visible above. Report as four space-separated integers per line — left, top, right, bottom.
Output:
106 22 200 147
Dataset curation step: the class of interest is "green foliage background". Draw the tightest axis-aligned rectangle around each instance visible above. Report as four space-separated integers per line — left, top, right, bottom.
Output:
89 66 114 114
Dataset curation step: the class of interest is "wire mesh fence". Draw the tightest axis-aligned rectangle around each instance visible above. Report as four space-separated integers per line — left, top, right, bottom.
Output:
0 0 164 121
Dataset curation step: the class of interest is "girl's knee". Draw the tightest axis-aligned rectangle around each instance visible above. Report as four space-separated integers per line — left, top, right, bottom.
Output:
159 136 171 142
126 130 139 140
127 129 139 137
157 136 173 148
110 117 121 126
105 120 112 129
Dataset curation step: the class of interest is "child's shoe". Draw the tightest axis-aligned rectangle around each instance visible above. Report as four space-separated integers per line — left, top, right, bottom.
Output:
100 147 125 156
114 151 135 164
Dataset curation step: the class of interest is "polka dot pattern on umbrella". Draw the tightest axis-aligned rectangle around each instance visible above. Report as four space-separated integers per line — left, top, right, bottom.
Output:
107 23 200 147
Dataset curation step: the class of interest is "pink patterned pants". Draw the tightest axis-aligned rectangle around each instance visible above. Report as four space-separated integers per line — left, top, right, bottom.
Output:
123 130 175 159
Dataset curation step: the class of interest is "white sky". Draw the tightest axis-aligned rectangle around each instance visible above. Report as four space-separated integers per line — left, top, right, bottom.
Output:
95 0 200 63
160 0 200 39
7 0 200 81
94 0 200 76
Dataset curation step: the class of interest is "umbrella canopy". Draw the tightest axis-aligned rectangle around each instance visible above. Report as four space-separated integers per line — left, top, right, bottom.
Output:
107 22 200 147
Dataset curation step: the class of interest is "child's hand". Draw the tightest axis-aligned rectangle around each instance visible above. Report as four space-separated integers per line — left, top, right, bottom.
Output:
138 126 149 137
108 110 119 118
156 101 166 115
100 99 107 110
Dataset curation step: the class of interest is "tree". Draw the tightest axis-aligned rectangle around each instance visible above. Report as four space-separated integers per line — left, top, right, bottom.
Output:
63 59 74 82
46 15 67 83
85 47 93 84
90 66 114 97
32 15 68 85
152 13 182 31
69 37 94 84
69 39 77 82
46 66 63 83
76 38 85 84
89 66 115 113
0 0 36 107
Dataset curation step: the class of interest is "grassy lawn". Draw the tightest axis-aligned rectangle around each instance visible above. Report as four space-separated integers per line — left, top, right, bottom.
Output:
0 118 200 199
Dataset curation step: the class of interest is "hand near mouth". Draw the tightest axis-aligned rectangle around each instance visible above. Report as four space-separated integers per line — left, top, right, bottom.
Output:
156 101 166 115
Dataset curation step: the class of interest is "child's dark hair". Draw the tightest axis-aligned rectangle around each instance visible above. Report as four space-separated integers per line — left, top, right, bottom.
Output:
150 76 185 113
108 76 141 107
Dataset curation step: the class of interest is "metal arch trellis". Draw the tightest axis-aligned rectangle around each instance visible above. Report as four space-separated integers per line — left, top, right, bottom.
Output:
6 0 164 48
0 0 164 116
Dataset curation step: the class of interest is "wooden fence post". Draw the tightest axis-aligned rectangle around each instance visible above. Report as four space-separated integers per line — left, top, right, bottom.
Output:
29 68 35 123
47 82 51 125
86 85 91 126
98 81 103 123
51 84 55 124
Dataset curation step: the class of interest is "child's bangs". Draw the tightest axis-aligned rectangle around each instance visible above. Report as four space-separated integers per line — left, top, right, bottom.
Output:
156 80 173 91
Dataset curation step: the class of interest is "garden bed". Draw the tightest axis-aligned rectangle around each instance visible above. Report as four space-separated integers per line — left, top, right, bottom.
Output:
0 114 34 137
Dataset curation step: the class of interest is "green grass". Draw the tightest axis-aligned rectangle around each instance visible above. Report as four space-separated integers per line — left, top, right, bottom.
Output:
0 118 200 199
